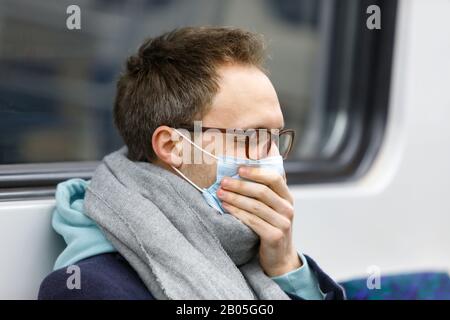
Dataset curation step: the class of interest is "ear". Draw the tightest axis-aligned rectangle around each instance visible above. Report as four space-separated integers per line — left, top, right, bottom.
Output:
151 126 182 167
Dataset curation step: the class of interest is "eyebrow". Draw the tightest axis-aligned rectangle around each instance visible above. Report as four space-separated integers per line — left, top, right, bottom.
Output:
250 123 285 130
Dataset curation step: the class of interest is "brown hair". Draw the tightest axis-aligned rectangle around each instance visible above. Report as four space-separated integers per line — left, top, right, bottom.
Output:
113 26 267 161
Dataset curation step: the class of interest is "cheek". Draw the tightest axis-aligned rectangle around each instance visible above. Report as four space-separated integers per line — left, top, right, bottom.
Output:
187 162 217 188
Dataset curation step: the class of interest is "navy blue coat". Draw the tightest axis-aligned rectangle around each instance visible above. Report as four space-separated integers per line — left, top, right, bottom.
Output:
38 253 345 300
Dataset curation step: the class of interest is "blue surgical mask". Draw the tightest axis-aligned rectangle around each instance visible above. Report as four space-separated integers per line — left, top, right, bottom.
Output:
171 130 285 214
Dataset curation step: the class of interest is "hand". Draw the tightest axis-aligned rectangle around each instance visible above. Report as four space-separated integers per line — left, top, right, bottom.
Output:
217 166 301 277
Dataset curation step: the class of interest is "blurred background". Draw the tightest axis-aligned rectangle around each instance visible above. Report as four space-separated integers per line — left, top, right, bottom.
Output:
1 0 323 163
0 0 449 299
0 0 393 184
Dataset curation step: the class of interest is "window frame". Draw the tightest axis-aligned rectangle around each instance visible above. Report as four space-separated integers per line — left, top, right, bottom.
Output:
285 0 398 184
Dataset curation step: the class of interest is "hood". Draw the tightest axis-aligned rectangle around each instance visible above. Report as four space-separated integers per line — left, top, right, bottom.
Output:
52 178 116 270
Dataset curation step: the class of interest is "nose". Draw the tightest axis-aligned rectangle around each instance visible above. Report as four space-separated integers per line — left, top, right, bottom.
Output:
267 141 280 158
250 141 279 160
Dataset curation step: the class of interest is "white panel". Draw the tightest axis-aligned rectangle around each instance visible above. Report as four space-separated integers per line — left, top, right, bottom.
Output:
0 200 63 299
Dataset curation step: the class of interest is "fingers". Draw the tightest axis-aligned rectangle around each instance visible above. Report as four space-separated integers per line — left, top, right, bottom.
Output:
220 178 294 221
217 188 291 230
238 167 294 204
222 202 286 247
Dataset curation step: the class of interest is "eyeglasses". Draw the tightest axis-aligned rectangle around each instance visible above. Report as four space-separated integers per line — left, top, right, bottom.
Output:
176 125 295 160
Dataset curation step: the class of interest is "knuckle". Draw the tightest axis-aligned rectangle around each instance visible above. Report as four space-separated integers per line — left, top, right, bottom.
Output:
274 174 283 185
268 230 284 245
226 192 236 202
268 175 277 186
287 191 294 204
257 185 269 198
280 218 291 233
234 179 243 190
247 214 258 226
283 202 295 220
250 201 262 214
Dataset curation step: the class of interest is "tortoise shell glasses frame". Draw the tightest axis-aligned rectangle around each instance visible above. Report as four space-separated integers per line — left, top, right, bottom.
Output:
175 125 295 160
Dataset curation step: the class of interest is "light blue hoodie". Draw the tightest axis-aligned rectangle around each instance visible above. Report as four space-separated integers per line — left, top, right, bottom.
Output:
52 178 116 270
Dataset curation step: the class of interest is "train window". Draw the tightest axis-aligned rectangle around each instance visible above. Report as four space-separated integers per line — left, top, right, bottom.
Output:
0 0 397 198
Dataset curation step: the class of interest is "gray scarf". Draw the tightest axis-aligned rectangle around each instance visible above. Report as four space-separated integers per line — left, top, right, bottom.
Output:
84 147 290 300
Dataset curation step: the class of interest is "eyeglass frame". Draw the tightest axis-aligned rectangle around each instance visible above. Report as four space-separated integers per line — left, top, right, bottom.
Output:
175 125 295 160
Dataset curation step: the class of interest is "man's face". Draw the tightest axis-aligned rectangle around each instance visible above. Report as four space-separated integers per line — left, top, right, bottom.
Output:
181 63 285 189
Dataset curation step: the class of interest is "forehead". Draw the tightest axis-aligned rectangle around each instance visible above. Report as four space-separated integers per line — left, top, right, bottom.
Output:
202 64 284 129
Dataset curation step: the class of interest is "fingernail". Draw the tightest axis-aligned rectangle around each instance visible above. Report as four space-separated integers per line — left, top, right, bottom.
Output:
239 167 247 175
217 188 224 197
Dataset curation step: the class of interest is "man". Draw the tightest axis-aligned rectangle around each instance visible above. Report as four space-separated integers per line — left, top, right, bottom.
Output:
38 27 345 300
